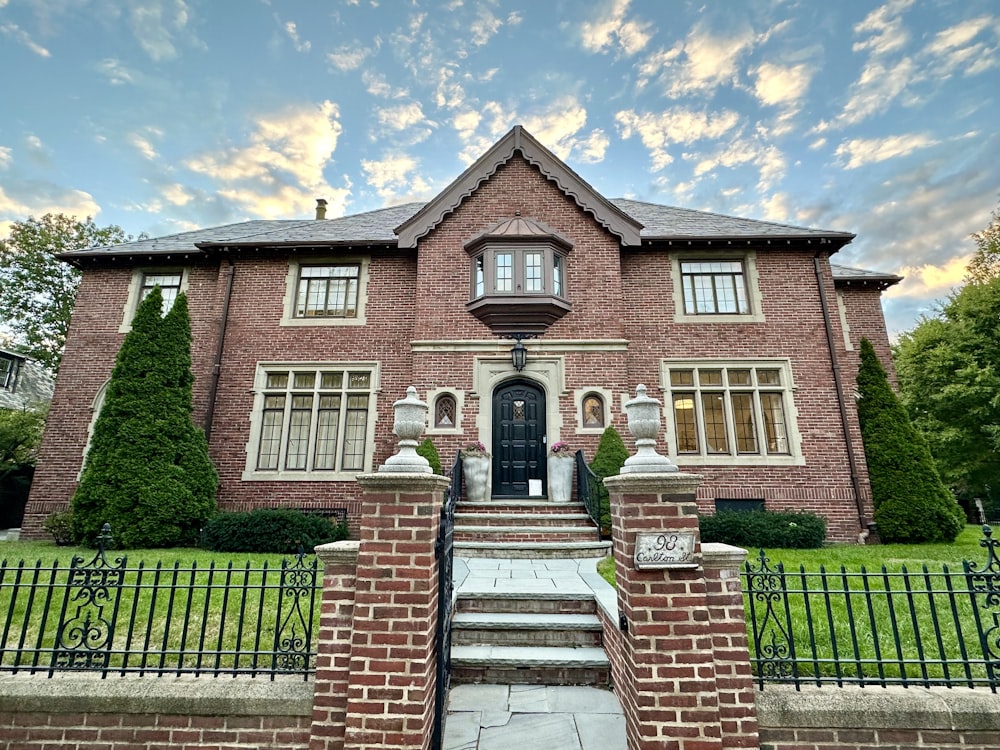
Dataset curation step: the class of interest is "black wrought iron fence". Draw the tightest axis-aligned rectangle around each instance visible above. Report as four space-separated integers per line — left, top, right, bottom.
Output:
574 449 603 539
745 525 1000 691
0 524 318 679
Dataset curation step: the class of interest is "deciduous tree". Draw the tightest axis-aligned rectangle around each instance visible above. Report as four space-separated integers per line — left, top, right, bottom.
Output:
895 276 1000 516
965 203 1000 284
0 214 130 370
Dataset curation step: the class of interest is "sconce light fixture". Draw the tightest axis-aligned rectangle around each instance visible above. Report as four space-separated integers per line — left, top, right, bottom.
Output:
509 333 533 372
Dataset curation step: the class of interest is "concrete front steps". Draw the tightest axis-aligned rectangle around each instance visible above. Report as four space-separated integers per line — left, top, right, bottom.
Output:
450 592 610 687
454 500 610 559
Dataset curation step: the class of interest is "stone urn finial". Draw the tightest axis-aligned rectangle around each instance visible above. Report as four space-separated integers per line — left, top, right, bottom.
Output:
379 386 432 473
620 384 677 474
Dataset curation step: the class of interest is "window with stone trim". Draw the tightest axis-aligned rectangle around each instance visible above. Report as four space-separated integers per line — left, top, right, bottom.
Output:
679 260 749 315
120 268 188 331
663 361 801 465
434 393 457 428
581 393 605 428
245 364 377 478
294 264 360 318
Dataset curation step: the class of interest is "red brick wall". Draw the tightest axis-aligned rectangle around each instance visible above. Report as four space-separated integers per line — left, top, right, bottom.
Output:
25 153 895 543
0 712 310 749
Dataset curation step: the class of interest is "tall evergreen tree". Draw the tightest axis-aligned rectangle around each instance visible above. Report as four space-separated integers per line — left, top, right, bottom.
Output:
71 289 217 547
856 338 964 543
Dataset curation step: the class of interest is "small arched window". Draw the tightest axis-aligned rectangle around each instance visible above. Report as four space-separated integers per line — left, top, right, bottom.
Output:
434 394 457 428
582 393 605 428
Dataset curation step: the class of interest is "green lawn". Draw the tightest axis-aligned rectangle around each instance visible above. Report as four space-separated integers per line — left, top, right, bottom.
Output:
597 525 999 687
0 539 318 677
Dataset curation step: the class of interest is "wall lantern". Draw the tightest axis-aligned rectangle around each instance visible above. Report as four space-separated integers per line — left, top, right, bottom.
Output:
510 333 532 372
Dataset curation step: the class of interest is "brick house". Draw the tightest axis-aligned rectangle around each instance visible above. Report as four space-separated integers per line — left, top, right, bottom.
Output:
23 126 900 542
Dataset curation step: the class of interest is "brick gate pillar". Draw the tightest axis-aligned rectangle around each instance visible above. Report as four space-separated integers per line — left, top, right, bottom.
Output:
604 385 759 750
342 472 450 750
311 540 360 750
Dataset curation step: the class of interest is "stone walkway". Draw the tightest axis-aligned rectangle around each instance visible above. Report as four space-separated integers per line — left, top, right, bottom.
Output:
443 557 626 750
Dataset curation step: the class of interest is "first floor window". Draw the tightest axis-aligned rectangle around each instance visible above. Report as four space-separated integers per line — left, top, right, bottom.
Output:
252 366 374 475
582 393 605 428
667 363 792 458
295 264 360 318
434 394 457 428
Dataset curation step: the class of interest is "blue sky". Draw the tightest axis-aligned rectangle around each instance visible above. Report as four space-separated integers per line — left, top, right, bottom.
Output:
1 0 998 338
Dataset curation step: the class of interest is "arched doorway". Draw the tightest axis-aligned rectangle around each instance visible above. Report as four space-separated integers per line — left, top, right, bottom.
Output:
492 379 547 497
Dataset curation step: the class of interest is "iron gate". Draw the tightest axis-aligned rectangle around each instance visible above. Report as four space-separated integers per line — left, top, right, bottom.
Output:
431 457 461 750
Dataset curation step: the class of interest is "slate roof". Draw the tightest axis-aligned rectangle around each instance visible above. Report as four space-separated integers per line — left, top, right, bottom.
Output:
61 198 855 262
610 199 854 243
831 263 903 288
0 349 54 410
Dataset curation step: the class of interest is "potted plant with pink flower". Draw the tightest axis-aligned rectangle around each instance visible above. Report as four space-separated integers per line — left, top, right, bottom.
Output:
547 440 574 503
460 441 491 502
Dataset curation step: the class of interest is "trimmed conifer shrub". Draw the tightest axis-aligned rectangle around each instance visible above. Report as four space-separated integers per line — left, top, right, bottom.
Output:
699 509 826 549
71 289 218 548
856 337 965 543
417 437 443 475
589 426 629 537
202 509 348 554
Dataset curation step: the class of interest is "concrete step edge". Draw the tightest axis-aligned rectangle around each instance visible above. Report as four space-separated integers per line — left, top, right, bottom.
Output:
455 523 597 534
450 645 610 668
451 612 602 630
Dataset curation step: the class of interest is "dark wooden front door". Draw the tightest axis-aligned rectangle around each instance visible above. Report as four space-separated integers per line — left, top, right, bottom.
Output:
492 380 546 497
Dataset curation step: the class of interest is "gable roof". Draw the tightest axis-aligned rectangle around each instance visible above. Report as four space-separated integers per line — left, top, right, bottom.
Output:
60 126 858 262
394 125 643 248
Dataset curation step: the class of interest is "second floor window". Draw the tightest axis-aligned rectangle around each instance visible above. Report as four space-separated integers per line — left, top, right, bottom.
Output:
680 260 749 315
472 246 566 299
295 264 360 318
140 272 183 315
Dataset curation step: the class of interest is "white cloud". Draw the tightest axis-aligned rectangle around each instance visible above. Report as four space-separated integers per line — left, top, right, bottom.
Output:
834 133 938 169
615 108 742 170
184 100 349 218
469 7 502 46
362 70 407 99
0 185 100 238
361 153 433 202
375 102 431 132
283 21 311 53
752 62 813 107
852 0 914 56
0 22 50 57
160 182 196 207
128 131 160 161
97 58 135 85
689 138 786 192
0 147 11 169
884 255 970 300
580 0 652 57
327 40 379 71
126 0 193 62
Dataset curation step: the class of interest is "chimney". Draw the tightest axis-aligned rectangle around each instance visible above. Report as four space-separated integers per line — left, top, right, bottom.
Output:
315 198 328 220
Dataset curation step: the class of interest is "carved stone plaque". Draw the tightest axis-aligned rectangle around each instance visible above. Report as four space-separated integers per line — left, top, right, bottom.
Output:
634 531 698 569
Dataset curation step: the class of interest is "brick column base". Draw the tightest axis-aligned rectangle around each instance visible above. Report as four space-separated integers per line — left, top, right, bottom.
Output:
311 540 360 750
343 472 450 750
605 472 759 750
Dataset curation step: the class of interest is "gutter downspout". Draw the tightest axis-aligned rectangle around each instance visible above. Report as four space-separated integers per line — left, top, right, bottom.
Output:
204 256 235 441
814 253 871 537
